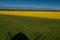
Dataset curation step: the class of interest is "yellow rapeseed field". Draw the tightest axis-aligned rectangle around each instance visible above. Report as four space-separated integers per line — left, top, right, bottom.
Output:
0 11 60 19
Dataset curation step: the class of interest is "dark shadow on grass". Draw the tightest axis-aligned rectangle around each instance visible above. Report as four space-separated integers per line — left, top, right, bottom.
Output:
8 32 29 40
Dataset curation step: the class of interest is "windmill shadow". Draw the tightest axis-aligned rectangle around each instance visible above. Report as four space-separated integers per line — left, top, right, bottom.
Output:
7 32 46 40
8 32 29 40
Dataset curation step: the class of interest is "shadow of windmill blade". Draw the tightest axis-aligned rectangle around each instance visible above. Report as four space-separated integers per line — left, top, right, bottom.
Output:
31 32 40 39
33 32 46 40
7 32 13 38
30 32 42 40
3 32 12 40
34 34 42 40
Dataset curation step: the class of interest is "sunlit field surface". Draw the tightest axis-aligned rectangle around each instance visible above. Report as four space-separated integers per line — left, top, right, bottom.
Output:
0 11 60 40
0 11 60 19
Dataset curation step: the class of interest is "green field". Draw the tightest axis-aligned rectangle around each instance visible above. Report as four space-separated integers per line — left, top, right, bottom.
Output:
0 14 60 40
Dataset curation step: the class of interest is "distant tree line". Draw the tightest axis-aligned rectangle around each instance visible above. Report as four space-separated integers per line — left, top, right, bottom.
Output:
0 9 60 12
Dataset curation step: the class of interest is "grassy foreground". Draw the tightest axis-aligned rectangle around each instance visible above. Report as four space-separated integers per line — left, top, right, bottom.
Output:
0 14 60 40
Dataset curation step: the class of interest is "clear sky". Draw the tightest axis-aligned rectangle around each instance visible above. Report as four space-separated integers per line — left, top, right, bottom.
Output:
0 0 60 10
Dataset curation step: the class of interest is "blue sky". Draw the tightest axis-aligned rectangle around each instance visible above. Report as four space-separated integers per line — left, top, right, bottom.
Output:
0 0 60 10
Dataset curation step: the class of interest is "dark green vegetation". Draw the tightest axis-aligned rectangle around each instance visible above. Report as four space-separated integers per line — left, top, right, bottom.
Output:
0 9 60 12
0 14 60 40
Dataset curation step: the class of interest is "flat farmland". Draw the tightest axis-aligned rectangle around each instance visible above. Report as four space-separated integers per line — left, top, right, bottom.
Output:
0 11 60 40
